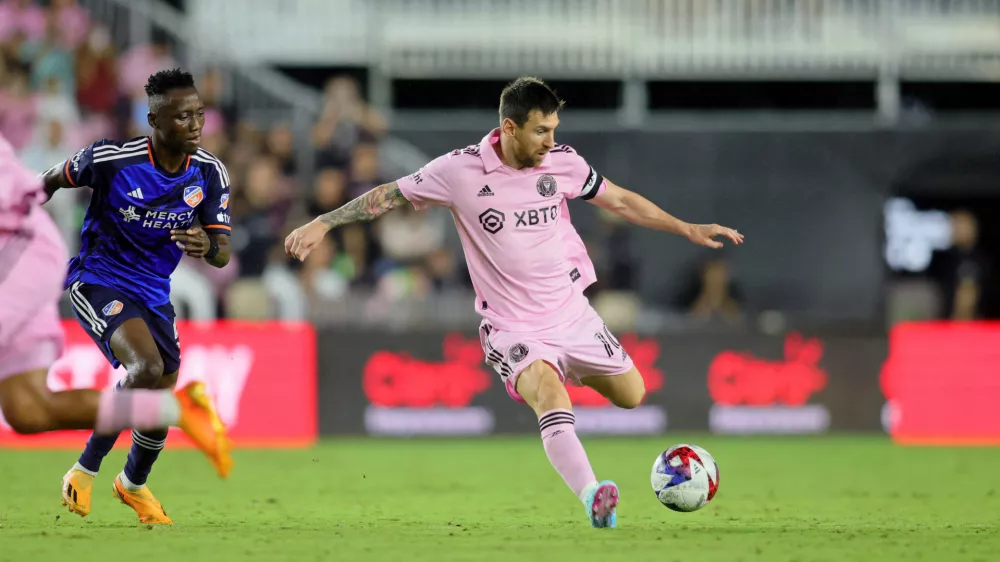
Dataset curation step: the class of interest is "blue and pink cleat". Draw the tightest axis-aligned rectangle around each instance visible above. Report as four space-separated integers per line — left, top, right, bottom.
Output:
585 480 619 528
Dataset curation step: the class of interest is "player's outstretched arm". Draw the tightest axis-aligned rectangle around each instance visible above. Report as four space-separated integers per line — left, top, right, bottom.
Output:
317 181 407 229
285 181 407 262
590 179 744 249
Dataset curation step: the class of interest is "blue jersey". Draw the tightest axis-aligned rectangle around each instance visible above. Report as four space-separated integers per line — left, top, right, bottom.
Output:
62 136 231 309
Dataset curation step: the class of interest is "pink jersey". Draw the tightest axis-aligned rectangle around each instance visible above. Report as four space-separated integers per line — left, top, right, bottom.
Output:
396 128 606 331
0 134 67 381
560 200 597 291
0 133 45 233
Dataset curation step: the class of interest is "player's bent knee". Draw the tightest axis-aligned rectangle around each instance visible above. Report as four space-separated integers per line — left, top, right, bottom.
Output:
516 360 570 415
156 371 179 390
611 382 646 410
583 368 646 409
612 371 646 409
125 356 165 388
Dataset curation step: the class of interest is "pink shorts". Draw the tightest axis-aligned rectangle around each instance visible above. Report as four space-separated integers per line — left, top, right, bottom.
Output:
0 208 67 383
479 306 635 404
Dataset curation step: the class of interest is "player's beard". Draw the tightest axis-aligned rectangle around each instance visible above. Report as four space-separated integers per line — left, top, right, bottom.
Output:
515 142 543 168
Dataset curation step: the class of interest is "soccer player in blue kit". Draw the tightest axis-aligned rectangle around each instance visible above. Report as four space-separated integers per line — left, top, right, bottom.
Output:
41 69 233 524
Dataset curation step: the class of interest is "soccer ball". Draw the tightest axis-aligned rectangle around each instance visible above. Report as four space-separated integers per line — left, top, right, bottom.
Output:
650 444 720 512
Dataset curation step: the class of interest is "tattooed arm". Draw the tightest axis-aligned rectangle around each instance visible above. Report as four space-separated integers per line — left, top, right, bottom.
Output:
285 181 407 261
317 181 407 229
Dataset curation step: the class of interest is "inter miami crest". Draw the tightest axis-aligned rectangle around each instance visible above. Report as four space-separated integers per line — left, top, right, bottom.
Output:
536 174 557 197
508 343 529 363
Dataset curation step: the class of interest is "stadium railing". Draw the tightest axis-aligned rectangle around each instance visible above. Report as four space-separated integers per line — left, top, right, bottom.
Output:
177 1 1000 81
374 0 1000 79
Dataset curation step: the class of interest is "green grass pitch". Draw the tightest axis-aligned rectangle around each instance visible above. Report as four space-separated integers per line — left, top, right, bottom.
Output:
1 435 998 561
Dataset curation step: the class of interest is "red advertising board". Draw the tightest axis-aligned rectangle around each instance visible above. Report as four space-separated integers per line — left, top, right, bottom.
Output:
353 331 667 436
707 332 831 434
881 321 1000 445
0 320 317 448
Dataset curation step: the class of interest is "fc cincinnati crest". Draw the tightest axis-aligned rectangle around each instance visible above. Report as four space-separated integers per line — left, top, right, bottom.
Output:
183 186 204 207
102 300 123 316
536 174 557 197
508 343 529 363
220 193 230 209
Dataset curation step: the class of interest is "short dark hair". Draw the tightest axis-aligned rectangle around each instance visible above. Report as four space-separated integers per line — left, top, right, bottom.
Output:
145 68 196 112
499 77 565 127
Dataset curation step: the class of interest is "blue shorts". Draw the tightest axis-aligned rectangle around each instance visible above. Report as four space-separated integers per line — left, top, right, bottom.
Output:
66 281 181 375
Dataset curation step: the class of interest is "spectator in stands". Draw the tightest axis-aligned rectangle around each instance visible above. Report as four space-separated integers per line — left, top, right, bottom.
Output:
35 75 79 134
321 76 385 150
425 248 462 292
298 236 350 300
309 167 348 218
50 0 90 50
118 32 176 136
375 202 447 269
0 0 46 45
19 115 71 173
197 66 236 137
232 156 289 278
677 257 746 326
76 25 117 117
0 29 24 64
19 11 75 94
939 210 988 321
0 63 37 150
266 121 297 177
599 208 638 291
312 75 386 170
340 223 376 287
226 120 265 189
198 118 229 164
19 115 77 246
196 70 232 169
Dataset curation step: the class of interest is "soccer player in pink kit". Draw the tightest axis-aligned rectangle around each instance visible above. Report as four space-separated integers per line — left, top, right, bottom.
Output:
0 133 232 482
285 77 743 528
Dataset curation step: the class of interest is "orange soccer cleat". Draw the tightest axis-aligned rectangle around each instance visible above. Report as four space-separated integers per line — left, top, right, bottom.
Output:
175 381 233 479
112 475 173 525
61 468 95 517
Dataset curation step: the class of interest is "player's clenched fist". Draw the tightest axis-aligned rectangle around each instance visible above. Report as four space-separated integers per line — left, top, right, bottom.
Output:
170 227 210 257
284 219 329 262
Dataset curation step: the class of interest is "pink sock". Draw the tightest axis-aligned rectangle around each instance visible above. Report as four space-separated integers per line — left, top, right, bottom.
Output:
94 389 181 435
539 409 597 498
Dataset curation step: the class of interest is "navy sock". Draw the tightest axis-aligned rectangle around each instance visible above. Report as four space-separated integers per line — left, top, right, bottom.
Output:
77 381 125 473
124 429 167 487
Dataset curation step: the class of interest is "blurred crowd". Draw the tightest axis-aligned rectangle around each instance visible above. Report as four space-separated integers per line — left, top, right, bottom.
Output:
0 0 475 322
0 0 742 328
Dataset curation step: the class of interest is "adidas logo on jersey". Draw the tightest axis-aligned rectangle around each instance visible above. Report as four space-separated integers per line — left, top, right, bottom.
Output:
127 188 144 199
478 185 494 197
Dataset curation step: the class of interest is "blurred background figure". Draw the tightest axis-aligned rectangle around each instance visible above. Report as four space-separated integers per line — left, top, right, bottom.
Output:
939 210 986 321
679 258 745 327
